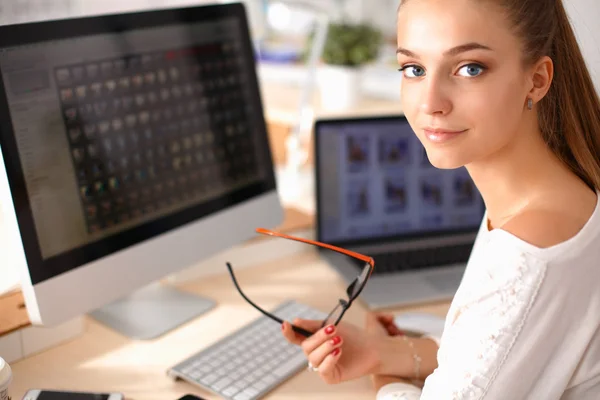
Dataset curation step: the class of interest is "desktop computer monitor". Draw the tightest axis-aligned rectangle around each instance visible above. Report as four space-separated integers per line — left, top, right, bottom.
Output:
0 2 283 339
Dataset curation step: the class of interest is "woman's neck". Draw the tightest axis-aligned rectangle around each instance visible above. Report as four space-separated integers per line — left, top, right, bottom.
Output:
467 125 576 230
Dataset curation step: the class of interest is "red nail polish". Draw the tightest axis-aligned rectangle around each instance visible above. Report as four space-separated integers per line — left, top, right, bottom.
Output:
332 348 340 356
281 323 285 330
325 325 335 335
331 336 341 345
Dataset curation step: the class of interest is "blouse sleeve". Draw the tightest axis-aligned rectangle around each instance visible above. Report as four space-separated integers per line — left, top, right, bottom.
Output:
378 248 574 399
376 382 422 400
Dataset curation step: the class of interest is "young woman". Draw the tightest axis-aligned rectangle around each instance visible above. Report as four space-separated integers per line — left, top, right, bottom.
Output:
281 0 600 398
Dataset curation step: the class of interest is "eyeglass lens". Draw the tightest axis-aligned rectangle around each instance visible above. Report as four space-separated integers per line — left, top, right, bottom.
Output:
348 263 371 299
324 302 344 327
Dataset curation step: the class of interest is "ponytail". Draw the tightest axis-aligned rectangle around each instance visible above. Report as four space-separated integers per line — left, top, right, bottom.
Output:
537 1 600 190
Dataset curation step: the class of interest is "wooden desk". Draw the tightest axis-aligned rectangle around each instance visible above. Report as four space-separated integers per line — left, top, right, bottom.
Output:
9 250 450 400
0 207 314 337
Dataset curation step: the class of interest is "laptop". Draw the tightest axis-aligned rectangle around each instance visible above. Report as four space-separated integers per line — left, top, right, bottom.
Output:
314 115 486 309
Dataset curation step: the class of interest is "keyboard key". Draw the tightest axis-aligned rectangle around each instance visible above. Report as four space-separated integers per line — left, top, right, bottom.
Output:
273 354 306 377
232 380 249 391
222 386 240 397
190 371 202 380
199 365 211 373
241 387 260 397
229 370 244 380
212 377 233 391
199 373 219 385
252 381 268 391
260 374 277 386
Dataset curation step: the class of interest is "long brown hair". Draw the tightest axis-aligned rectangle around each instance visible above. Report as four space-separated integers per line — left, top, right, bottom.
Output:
399 0 600 190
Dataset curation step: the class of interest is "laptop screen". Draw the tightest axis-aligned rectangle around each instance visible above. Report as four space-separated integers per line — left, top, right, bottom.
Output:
315 116 485 245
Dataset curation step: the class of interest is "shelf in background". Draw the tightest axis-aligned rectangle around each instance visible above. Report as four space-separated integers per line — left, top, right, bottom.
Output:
258 62 403 126
0 290 30 336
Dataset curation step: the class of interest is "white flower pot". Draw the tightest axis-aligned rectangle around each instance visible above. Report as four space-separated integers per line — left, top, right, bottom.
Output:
317 65 362 111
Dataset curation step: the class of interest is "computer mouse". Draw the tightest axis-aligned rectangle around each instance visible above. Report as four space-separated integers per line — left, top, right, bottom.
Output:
393 312 445 338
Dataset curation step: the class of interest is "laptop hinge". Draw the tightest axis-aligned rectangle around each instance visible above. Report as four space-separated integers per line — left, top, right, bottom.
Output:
323 232 478 255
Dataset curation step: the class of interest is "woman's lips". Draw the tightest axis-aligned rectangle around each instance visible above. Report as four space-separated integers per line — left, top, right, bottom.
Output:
423 128 468 143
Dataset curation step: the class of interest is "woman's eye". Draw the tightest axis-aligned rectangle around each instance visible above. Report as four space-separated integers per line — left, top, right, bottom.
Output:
400 65 426 78
457 64 485 77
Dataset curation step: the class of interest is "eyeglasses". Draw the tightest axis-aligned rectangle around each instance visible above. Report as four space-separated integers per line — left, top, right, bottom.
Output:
226 228 375 338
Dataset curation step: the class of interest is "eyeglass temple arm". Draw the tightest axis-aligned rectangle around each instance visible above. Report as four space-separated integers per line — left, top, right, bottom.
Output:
225 263 313 337
256 228 374 267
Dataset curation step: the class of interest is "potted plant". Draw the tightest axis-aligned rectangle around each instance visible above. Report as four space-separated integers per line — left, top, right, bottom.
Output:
308 22 382 110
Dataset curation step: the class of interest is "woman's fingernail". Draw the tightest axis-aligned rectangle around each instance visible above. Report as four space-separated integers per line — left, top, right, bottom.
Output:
281 323 285 330
331 336 341 345
324 325 335 335
332 348 340 356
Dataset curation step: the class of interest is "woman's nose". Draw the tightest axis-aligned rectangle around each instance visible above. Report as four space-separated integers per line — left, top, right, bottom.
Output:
419 78 452 116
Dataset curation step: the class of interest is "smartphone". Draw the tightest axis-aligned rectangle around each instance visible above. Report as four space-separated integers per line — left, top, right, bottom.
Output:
23 389 124 400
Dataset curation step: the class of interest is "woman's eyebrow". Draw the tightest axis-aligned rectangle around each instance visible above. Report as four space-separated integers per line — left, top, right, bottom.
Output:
396 42 493 58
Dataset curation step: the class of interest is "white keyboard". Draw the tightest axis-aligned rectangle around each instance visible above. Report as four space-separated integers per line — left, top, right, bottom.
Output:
167 300 326 400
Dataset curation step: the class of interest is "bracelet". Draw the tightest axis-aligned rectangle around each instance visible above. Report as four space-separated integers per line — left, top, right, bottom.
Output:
401 335 422 381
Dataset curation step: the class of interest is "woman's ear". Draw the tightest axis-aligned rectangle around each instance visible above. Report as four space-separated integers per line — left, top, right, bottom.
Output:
528 55 554 105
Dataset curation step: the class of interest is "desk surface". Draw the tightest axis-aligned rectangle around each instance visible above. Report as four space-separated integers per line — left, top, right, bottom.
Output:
10 250 450 400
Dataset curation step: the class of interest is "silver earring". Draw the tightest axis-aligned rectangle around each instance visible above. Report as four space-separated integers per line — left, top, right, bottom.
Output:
527 98 533 110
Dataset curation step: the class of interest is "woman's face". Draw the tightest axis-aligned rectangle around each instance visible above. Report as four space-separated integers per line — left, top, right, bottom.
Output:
397 0 531 169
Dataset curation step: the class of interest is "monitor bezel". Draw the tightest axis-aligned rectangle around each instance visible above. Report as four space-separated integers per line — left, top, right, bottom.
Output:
0 2 277 285
314 114 485 248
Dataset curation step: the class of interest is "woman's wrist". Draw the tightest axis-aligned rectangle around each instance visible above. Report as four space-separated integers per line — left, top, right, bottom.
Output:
374 336 412 376
375 335 439 378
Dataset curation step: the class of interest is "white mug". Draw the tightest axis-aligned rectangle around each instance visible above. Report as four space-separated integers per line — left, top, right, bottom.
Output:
0 357 12 400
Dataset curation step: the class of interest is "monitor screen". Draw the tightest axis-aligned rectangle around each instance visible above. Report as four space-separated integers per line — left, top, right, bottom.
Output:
316 116 485 245
0 5 276 284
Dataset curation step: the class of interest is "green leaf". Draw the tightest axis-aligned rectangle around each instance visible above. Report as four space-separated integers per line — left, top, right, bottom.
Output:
305 22 382 67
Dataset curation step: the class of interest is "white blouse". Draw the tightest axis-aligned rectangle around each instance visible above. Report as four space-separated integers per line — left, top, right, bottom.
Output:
377 193 600 400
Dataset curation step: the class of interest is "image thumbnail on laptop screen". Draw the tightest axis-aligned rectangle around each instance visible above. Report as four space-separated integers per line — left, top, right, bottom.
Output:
316 116 485 246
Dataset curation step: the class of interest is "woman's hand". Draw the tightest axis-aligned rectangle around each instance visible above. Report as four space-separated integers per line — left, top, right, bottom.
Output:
369 311 440 381
366 312 418 391
281 318 383 384
365 311 404 337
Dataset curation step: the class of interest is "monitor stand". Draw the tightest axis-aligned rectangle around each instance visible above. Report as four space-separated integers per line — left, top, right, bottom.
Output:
89 282 215 340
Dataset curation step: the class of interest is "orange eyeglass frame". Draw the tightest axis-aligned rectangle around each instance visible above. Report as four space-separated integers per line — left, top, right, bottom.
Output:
226 228 375 337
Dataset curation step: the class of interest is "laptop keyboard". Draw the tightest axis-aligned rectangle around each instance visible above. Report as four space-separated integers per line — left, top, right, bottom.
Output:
355 243 474 275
